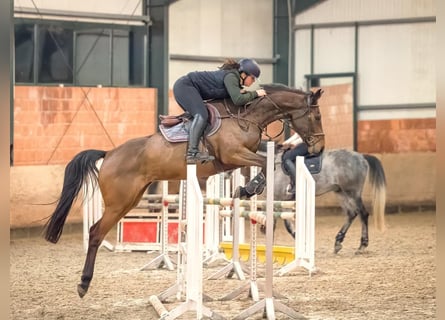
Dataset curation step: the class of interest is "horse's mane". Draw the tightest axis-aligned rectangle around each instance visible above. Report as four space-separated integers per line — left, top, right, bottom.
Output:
261 83 308 95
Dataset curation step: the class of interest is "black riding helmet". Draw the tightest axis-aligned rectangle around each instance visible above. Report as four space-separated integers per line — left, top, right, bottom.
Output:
238 58 261 78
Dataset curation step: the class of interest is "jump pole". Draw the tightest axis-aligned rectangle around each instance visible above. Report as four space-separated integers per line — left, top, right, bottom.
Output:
233 141 305 320
203 173 228 265
140 180 175 271
208 168 247 281
149 164 223 320
277 155 316 276
219 165 261 302
82 158 114 253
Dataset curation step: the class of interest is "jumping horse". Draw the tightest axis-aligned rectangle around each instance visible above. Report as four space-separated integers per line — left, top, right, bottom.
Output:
272 147 386 254
43 84 325 298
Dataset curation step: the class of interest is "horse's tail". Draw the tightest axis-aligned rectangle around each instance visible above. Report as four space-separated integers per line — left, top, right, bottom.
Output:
364 154 387 232
43 149 107 243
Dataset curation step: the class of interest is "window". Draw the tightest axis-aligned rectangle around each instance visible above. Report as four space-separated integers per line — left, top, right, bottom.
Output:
38 24 73 83
15 24 34 83
14 19 146 86
75 28 110 85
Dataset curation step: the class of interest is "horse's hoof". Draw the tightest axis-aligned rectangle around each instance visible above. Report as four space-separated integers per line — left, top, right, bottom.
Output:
355 246 368 255
233 186 251 200
334 243 342 254
77 284 88 298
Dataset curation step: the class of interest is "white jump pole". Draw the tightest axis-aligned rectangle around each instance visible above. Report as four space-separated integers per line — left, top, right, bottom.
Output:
149 164 223 320
208 168 246 281
140 180 175 271
278 155 316 276
233 141 304 320
82 158 114 253
203 173 227 265
219 165 261 302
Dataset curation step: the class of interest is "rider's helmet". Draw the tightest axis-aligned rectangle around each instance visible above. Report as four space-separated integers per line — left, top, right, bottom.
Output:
238 58 261 78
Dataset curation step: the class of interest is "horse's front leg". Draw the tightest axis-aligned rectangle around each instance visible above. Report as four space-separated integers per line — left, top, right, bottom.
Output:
230 152 267 199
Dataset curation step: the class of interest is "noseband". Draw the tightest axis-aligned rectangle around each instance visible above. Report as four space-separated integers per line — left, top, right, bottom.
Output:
264 94 325 149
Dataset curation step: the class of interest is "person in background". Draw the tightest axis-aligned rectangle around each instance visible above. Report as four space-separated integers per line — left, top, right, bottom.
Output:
281 132 309 194
173 58 267 164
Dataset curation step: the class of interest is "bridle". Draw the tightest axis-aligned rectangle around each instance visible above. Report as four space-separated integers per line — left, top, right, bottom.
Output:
219 92 325 149
263 94 325 149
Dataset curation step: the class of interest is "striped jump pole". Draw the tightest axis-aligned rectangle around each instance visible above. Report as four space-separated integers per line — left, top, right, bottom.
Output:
208 168 247 281
149 164 224 320
233 141 305 320
140 180 175 271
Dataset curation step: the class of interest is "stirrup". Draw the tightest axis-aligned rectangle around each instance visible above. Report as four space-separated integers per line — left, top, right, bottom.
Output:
186 151 215 164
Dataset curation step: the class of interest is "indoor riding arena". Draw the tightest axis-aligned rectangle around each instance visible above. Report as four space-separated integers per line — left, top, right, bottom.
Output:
10 1 435 319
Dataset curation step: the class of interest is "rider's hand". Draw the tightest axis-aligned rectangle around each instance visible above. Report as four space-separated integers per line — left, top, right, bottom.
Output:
256 89 267 97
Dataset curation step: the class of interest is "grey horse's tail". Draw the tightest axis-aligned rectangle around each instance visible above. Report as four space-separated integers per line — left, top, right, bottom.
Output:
364 154 387 231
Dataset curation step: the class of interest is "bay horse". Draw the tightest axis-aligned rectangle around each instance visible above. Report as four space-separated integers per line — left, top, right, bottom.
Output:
43 84 325 298
272 147 386 254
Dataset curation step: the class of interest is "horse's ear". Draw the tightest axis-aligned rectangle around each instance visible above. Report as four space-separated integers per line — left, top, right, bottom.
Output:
311 88 324 105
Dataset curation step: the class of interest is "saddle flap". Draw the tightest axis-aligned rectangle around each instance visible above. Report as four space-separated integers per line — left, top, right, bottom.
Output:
304 154 322 174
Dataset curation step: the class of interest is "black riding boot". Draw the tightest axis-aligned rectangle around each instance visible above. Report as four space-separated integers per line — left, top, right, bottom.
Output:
283 159 297 194
186 114 215 164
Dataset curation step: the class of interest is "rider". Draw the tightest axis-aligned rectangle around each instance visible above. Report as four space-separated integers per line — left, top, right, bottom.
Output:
281 132 310 194
173 58 267 164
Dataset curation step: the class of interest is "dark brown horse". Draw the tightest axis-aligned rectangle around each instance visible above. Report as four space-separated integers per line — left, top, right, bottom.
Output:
43 84 325 298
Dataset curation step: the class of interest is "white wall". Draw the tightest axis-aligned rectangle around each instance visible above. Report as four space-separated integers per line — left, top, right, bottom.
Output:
14 0 144 23
294 0 436 120
14 0 143 15
295 0 435 24
168 0 274 88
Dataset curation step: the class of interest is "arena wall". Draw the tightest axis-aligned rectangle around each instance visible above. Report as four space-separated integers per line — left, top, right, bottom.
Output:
10 85 435 229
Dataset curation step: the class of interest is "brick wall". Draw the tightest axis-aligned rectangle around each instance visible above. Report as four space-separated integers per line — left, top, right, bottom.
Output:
313 83 436 153
13 86 158 165
357 118 436 153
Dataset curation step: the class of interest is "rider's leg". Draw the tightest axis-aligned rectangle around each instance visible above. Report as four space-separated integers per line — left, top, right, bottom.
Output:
186 114 215 163
173 77 215 164
281 143 309 194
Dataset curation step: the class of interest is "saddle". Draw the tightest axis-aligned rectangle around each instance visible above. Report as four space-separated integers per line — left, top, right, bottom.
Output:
304 154 322 174
158 103 222 143
281 151 323 175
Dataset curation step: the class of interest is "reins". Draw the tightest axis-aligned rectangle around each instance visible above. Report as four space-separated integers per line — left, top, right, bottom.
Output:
218 91 325 146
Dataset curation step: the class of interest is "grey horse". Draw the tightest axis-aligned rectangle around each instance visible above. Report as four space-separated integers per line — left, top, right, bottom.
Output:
271 147 387 254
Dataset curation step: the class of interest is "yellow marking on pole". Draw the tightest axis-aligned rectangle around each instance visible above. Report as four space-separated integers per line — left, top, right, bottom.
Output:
219 242 294 265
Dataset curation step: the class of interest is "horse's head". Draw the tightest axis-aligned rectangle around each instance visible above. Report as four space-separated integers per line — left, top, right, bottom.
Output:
262 85 325 155
298 88 325 154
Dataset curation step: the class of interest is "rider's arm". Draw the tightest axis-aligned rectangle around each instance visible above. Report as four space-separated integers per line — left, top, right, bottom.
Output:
282 133 303 149
223 72 258 106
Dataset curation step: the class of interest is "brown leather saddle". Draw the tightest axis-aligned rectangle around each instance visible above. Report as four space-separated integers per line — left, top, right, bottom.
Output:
159 103 222 143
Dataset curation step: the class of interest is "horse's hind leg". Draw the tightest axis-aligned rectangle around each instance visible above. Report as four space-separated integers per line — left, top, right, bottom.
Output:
355 198 369 254
78 210 123 298
78 184 147 298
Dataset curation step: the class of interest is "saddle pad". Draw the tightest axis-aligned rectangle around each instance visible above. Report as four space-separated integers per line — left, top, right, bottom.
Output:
159 103 222 143
304 154 322 174
159 122 189 142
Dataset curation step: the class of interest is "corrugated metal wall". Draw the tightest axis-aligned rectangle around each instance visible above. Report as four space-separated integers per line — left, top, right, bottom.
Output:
294 0 435 120
168 0 274 87
295 0 435 24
